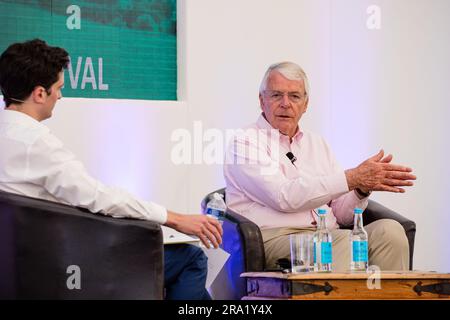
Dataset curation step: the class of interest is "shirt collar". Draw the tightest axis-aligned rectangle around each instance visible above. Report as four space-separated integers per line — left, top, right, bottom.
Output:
256 113 304 143
0 109 48 130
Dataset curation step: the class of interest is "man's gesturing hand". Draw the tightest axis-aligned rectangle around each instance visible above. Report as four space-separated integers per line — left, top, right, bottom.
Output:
165 211 223 248
345 149 416 193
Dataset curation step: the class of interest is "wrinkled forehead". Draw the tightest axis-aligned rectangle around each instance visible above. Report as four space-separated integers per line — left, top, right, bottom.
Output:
266 71 305 92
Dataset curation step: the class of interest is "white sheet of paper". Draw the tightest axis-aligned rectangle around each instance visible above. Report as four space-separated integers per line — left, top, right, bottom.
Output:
201 246 230 288
161 226 230 289
161 226 200 245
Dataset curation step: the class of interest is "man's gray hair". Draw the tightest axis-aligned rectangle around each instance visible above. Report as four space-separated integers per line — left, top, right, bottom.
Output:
259 61 310 96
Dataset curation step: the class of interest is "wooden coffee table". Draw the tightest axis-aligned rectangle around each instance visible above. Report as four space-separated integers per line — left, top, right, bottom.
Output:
241 271 450 299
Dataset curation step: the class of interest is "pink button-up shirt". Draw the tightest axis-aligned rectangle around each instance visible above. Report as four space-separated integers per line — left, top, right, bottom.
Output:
224 114 368 230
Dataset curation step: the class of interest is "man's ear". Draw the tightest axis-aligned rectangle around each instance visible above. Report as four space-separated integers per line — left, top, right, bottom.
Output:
303 97 309 113
31 86 47 104
259 93 264 110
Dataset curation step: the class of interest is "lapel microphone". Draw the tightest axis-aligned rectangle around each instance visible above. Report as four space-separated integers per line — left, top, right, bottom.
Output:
286 152 297 165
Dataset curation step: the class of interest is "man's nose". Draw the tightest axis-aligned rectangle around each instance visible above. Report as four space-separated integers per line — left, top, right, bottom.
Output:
280 94 291 107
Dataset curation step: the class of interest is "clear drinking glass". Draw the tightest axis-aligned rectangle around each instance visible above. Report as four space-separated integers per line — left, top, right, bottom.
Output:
290 233 314 273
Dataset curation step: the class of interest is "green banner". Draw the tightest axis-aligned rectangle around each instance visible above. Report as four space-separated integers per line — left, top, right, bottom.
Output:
0 0 177 100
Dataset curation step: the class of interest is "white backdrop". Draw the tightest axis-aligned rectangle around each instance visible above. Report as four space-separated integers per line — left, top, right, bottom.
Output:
3 0 449 278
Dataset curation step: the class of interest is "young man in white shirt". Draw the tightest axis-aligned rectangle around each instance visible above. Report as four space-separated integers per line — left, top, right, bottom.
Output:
0 39 221 300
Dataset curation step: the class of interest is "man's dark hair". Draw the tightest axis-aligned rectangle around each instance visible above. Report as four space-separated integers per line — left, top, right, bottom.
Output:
0 39 69 107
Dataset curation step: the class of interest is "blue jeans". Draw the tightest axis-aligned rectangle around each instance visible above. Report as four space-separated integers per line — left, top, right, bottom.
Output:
164 244 211 300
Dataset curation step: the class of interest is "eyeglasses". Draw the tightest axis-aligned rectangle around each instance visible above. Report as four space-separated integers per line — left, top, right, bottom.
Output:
264 90 307 103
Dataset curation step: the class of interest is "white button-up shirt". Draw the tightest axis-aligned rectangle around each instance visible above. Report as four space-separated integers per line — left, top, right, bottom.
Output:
0 109 167 223
224 114 368 230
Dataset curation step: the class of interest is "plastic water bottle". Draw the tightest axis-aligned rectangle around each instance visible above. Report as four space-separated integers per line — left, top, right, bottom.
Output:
205 192 226 225
313 208 332 272
350 208 369 271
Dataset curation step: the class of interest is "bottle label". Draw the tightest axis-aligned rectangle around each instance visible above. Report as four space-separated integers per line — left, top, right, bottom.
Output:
314 241 332 264
313 242 316 264
321 242 332 264
206 208 224 220
352 240 368 262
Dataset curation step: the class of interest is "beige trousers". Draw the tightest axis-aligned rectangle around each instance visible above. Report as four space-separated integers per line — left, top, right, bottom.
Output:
262 219 410 271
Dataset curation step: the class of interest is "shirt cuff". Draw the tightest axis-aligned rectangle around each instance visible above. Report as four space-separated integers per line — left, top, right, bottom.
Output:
350 190 369 210
355 188 371 199
145 201 168 224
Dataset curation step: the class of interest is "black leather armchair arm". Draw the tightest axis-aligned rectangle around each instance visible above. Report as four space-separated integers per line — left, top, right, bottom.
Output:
223 209 266 272
0 191 164 299
221 208 266 300
202 188 266 299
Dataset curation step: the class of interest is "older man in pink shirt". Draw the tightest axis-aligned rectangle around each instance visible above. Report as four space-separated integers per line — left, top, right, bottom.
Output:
224 61 416 271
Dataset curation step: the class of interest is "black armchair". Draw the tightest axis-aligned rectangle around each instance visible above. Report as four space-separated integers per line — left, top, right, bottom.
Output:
0 191 164 299
202 188 416 300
